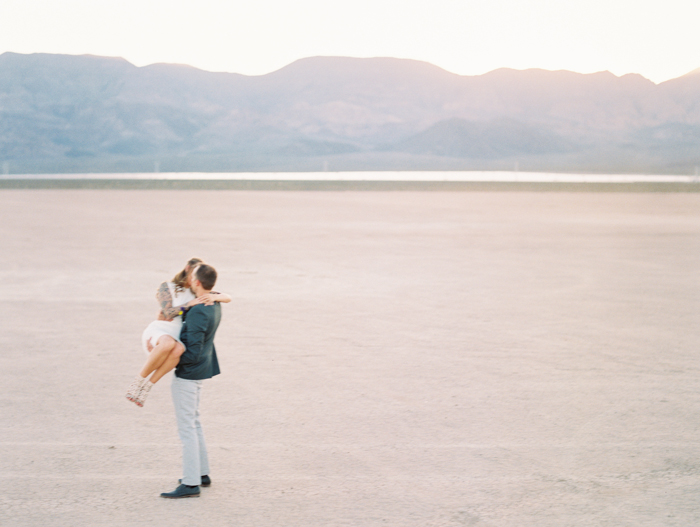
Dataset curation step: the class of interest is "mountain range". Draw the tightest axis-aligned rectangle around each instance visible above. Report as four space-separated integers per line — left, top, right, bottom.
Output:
1 52 699 174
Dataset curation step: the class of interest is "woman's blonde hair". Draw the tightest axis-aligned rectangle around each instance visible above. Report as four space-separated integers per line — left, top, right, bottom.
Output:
172 257 204 292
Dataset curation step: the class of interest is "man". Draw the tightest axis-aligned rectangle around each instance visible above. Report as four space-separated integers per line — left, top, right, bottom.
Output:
161 263 222 499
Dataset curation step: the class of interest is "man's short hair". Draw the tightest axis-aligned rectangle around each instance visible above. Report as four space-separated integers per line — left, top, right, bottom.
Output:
195 264 217 291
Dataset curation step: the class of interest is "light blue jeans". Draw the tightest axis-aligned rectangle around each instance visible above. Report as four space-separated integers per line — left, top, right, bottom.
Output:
171 375 210 486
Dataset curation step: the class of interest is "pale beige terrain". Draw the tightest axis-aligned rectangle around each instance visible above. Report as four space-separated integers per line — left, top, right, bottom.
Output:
0 190 699 527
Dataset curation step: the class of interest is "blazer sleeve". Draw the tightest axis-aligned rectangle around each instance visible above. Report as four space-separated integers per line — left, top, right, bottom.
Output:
179 308 208 365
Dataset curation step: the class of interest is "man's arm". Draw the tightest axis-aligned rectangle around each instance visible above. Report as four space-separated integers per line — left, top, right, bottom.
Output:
179 307 209 365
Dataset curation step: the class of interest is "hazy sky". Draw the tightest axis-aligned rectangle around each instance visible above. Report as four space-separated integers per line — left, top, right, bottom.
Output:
1 0 697 83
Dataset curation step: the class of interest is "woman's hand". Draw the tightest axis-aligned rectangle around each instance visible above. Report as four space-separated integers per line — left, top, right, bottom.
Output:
195 293 217 306
185 292 231 308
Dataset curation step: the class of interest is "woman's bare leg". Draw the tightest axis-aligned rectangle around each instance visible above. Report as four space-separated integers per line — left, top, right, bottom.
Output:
128 337 182 407
138 336 177 379
149 342 185 384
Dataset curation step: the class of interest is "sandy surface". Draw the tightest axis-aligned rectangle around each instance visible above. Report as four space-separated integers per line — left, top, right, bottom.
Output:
1 190 699 527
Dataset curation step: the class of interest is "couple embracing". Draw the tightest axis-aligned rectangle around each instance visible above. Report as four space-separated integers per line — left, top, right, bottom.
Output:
126 257 227 499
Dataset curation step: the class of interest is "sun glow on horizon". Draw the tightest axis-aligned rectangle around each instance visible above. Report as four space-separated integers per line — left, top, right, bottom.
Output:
1 0 698 84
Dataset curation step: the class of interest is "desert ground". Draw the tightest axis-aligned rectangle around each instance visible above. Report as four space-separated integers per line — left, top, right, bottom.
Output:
1 189 699 527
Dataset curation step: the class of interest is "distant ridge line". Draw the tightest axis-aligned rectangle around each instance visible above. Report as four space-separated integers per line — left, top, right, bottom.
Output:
3 51 696 82
1 52 700 174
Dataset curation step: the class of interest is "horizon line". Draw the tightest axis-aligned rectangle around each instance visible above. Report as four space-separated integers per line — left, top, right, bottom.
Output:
2 50 699 85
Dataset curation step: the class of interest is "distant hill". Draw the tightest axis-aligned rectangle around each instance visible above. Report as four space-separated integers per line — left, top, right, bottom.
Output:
1 52 699 173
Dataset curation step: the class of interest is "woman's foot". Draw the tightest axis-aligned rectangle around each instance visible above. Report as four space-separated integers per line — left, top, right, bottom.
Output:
134 380 155 407
126 376 147 404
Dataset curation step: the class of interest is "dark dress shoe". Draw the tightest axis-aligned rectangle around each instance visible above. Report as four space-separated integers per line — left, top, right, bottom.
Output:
179 475 211 487
160 484 200 499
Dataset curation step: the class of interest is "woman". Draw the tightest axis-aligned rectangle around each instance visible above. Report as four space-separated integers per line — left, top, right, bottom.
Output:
126 257 230 407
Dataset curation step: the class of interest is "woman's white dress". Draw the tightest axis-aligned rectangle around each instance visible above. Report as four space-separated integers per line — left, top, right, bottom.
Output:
141 282 195 354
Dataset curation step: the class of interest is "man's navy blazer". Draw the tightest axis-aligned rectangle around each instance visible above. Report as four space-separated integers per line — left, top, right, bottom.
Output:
176 302 221 380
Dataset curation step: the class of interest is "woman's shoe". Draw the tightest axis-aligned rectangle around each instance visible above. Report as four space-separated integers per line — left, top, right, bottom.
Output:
126 376 147 404
134 381 154 407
